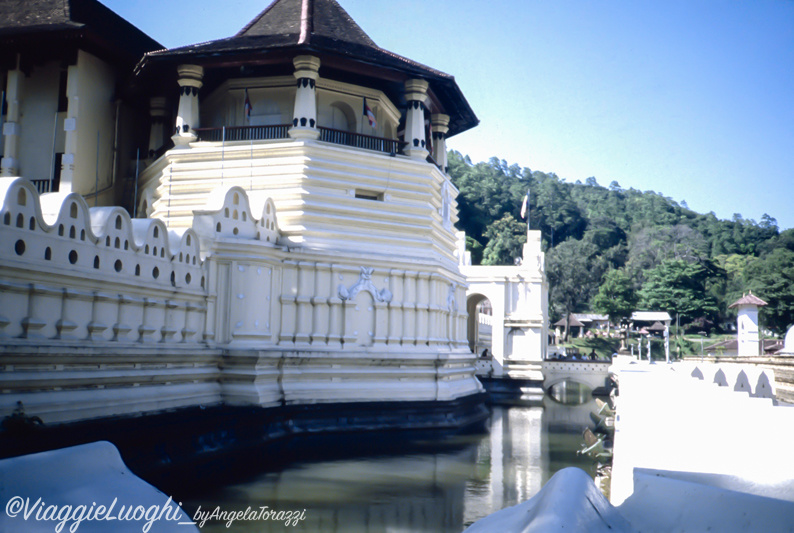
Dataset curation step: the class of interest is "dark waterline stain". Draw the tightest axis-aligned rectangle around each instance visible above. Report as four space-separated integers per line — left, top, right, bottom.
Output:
177 396 601 532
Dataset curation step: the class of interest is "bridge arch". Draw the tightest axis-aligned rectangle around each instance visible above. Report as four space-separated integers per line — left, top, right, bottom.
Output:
466 292 492 356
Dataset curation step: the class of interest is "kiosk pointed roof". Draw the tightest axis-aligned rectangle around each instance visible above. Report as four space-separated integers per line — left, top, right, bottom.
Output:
236 0 377 48
554 315 585 328
729 292 768 308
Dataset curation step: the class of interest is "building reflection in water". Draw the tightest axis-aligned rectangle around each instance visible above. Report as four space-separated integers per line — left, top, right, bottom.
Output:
183 385 598 532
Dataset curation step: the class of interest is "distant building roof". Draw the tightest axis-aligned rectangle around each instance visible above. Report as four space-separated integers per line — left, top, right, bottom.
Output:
0 0 162 69
631 311 672 322
572 313 609 323
0 0 81 32
729 292 768 308
554 315 585 327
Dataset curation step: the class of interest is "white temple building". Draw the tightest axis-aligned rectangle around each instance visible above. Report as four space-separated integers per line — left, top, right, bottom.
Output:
0 0 507 478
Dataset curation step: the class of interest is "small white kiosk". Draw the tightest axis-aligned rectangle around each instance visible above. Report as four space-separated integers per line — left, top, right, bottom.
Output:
729 292 768 357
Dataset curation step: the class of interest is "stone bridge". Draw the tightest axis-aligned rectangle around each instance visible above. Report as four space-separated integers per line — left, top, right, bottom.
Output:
540 360 613 392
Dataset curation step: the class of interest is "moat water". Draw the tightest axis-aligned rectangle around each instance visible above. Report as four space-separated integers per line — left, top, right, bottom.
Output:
180 387 599 532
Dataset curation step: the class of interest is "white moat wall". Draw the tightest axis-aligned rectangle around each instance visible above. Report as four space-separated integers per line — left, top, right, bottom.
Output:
0 176 481 425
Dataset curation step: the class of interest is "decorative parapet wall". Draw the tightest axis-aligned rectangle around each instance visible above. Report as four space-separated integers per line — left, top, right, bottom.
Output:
0 177 482 424
0 178 208 343
683 355 793 403
0 177 219 423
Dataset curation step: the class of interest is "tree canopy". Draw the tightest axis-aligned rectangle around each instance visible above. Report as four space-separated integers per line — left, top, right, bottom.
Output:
592 268 638 324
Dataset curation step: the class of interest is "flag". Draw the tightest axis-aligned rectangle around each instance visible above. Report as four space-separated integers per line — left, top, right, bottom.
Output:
520 190 530 219
244 89 252 122
363 97 377 128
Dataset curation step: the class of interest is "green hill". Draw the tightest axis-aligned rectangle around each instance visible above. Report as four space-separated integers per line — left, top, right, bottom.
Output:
449 151 794 335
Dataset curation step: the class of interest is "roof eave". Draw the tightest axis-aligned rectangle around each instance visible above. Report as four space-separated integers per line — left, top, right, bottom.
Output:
137 41 478 137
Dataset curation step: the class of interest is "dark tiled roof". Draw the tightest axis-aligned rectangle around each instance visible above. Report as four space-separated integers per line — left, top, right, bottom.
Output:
238 0 376 48
150 0 446 79
0 0 162 60
0 0 76 30
142 0 478 137
554 315 585 327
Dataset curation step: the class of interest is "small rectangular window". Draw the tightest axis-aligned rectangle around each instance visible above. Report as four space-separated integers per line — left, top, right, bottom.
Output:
355 189 383 201
57 71 69 112
52 153 63 192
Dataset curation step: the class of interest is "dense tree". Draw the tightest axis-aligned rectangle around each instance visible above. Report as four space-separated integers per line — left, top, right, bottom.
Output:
626 225 709 283
481 215 527 265
530 172 587 247
744 248 794 335
592 269 638 325
638 260 721 328
448 151 529 252
546 239 606 340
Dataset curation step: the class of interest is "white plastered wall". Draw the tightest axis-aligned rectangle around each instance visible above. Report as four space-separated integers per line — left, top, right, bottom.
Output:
62 50 116 203
17 62 61 182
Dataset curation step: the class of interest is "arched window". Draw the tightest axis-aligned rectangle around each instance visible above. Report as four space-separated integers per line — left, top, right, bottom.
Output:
329 102 356 132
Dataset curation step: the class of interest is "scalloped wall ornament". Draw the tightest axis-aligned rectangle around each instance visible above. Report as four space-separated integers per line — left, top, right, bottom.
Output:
447 283 457 313
338 266 393 303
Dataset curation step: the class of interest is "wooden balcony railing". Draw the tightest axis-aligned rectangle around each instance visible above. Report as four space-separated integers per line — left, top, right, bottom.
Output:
318 126 406 156
194 124 291 142
193 124 407 157
31 179 53 194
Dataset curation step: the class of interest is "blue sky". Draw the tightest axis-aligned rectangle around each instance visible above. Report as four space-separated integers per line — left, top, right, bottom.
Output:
104 0 794 229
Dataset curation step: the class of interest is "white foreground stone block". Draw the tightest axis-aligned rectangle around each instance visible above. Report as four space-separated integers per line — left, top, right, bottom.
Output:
0 441 198 532
463 467 635 533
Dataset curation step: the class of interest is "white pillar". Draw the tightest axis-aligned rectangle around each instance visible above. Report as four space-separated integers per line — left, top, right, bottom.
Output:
403 79 429 159
59 63 80 191
431 113 450 171
147 97 168 159
1 67 22 176
172 64 203 147
289 55 320 140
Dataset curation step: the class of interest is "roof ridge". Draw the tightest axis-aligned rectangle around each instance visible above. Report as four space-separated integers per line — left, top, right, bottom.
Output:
235 0 377 48
298 0 310 45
